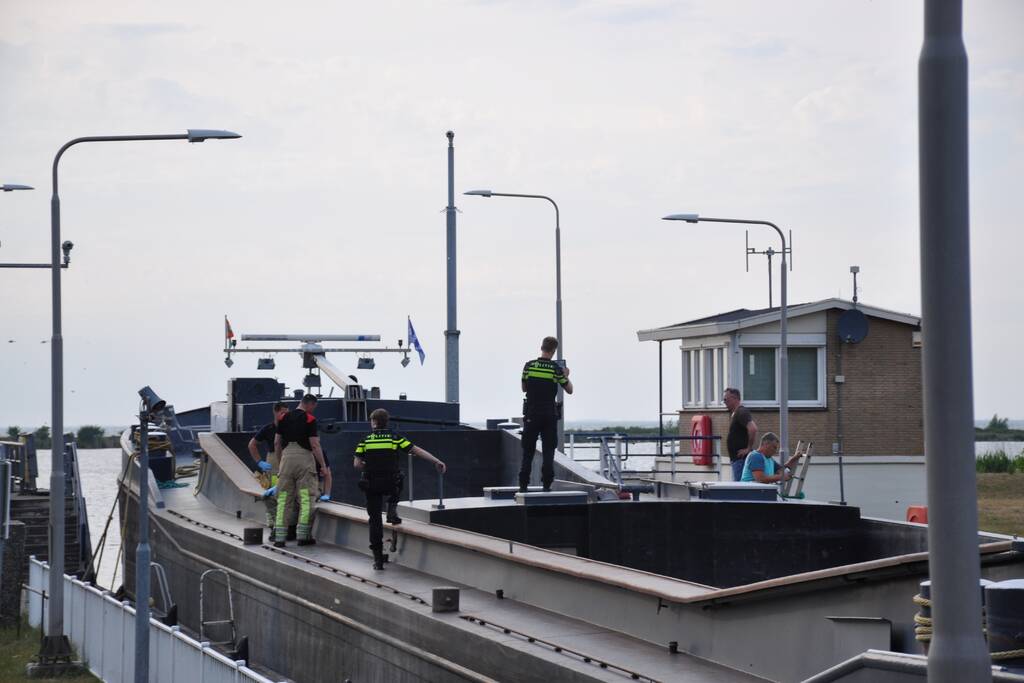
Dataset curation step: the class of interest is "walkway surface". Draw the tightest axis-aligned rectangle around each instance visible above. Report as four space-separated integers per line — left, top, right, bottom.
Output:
158 484 764 682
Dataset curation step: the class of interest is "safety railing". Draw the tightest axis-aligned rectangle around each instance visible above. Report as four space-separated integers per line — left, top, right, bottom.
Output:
26 557 283 683
567 433 723 480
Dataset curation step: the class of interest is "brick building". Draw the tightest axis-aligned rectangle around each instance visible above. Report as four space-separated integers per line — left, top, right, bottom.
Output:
637 299 923 458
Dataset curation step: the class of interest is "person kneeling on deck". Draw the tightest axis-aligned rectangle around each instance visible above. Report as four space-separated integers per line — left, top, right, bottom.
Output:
354 408 446 570
272 393 327 547
520 336 574 492
740 433 801 484
250 401 290 528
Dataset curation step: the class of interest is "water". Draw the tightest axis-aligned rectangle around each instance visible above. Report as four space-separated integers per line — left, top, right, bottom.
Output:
37 448 125 591
975 441 1024 458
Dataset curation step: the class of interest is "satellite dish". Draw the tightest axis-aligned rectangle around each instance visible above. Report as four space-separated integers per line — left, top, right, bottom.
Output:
837 309 869 344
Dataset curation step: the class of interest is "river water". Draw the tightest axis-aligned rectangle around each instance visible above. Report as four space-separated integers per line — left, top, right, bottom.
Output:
37 448 125 591
35 440 1019 591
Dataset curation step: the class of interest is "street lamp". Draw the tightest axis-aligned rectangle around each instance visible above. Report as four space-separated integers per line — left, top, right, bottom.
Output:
464 189 567 448
2 184 34 192
35 130 240 679
663 213 790 462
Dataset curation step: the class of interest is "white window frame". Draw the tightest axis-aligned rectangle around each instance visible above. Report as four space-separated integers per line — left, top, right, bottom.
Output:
739 344 826 408
682 345 728 409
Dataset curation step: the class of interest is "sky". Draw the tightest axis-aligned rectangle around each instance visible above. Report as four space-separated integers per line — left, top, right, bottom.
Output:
1 1 1022 429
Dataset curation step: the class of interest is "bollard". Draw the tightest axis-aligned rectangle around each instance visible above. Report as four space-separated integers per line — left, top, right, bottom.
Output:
242 528 263 546
985 579 1024 667
432 587 459 613
433 472 445 510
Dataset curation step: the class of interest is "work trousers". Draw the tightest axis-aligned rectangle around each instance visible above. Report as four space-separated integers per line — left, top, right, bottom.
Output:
361 473 401 552
274 445 318 542
261 450 290 527
520 412 557 490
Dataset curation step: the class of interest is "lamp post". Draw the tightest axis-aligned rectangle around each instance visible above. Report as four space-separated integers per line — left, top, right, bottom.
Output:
134 387 166 683
919 1 991 680
663 214 789 461
35 130 240 677
464 189 566 448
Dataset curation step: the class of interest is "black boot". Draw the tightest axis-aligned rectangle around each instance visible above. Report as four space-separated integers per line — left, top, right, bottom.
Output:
371 545 386 570
386 502 402 525
286 525 297 541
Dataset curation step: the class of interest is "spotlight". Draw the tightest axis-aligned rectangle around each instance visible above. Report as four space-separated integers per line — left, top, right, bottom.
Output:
401 355 411 368
61 240 74 265
224 356 234 368
303 372 321 388
257 357 275 370
138 386 166 415
357 357 375 370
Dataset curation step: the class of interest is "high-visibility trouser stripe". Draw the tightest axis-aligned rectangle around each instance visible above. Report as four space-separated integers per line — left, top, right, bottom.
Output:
273 490 289 540
299 488 311 526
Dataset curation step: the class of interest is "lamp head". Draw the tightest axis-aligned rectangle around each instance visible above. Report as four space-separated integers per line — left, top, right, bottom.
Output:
850 265 860 274
224 356 234 368
401 355 411 368
662 213 700 223
1 184 33 192
138 386 166 415
186 129 242 143
463 189 493 198
61 240 74 265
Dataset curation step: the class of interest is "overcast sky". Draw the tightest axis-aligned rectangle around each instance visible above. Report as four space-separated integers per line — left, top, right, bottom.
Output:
1 1 1021 429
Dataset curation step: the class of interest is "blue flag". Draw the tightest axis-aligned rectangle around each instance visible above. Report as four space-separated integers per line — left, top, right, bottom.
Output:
407 316 425 365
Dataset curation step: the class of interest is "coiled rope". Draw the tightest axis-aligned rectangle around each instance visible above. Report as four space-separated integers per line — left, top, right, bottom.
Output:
913 592 1024 661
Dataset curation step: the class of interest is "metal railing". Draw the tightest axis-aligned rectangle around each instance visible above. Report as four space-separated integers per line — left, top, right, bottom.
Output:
27 558 283 683
567 432 724 481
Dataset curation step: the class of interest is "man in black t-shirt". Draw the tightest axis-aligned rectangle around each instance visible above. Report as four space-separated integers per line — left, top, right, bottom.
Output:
248 402 289 527
272 394 327 547
354 408 446 570
519 336 574 492
723 387 758 481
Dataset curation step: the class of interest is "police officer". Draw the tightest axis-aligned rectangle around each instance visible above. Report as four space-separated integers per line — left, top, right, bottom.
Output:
248 402 289 527
272 394 326 547
520 336 574 492
354 408 446 570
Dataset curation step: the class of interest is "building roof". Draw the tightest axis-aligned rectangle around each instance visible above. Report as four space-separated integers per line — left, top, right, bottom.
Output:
637 298 920 342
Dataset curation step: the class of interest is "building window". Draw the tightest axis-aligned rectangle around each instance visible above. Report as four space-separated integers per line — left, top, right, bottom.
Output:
740 345 825 407
683 347 727 408
743 347 776 401
789 347 818 401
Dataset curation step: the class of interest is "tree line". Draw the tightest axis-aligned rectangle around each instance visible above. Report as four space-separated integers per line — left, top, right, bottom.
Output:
3 425 121 449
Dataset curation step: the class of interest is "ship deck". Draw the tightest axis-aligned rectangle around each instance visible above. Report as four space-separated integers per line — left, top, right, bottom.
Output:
154 482 762 682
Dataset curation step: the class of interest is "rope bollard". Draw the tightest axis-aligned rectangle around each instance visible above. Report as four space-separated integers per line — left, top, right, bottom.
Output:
434 472 445 510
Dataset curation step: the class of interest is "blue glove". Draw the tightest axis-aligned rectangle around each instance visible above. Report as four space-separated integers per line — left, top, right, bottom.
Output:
257 460 272 473
262 486 277 498
319 494 330 502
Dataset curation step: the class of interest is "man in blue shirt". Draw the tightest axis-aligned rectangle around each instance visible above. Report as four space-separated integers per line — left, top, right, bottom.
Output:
741 432 802 484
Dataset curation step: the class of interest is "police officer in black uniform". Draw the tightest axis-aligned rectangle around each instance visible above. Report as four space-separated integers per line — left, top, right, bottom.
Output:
354 408 446 570
520 336 574 492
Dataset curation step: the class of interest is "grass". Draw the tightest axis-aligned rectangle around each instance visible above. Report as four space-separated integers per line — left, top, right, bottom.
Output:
0 620 98 681
977 473 1024 537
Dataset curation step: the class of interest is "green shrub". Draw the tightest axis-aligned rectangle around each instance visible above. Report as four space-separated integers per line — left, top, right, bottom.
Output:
976 451 1013 473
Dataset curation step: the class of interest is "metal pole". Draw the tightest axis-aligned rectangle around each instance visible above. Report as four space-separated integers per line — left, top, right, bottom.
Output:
0 459 10 597
47 163 67 649
658 340 664 456
767 250 774 309
135 413 151 683
553 201 565 451
919 1 990 679
779 236 788 461
444 131 460 405
436 472 445 510
39 131 237 666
